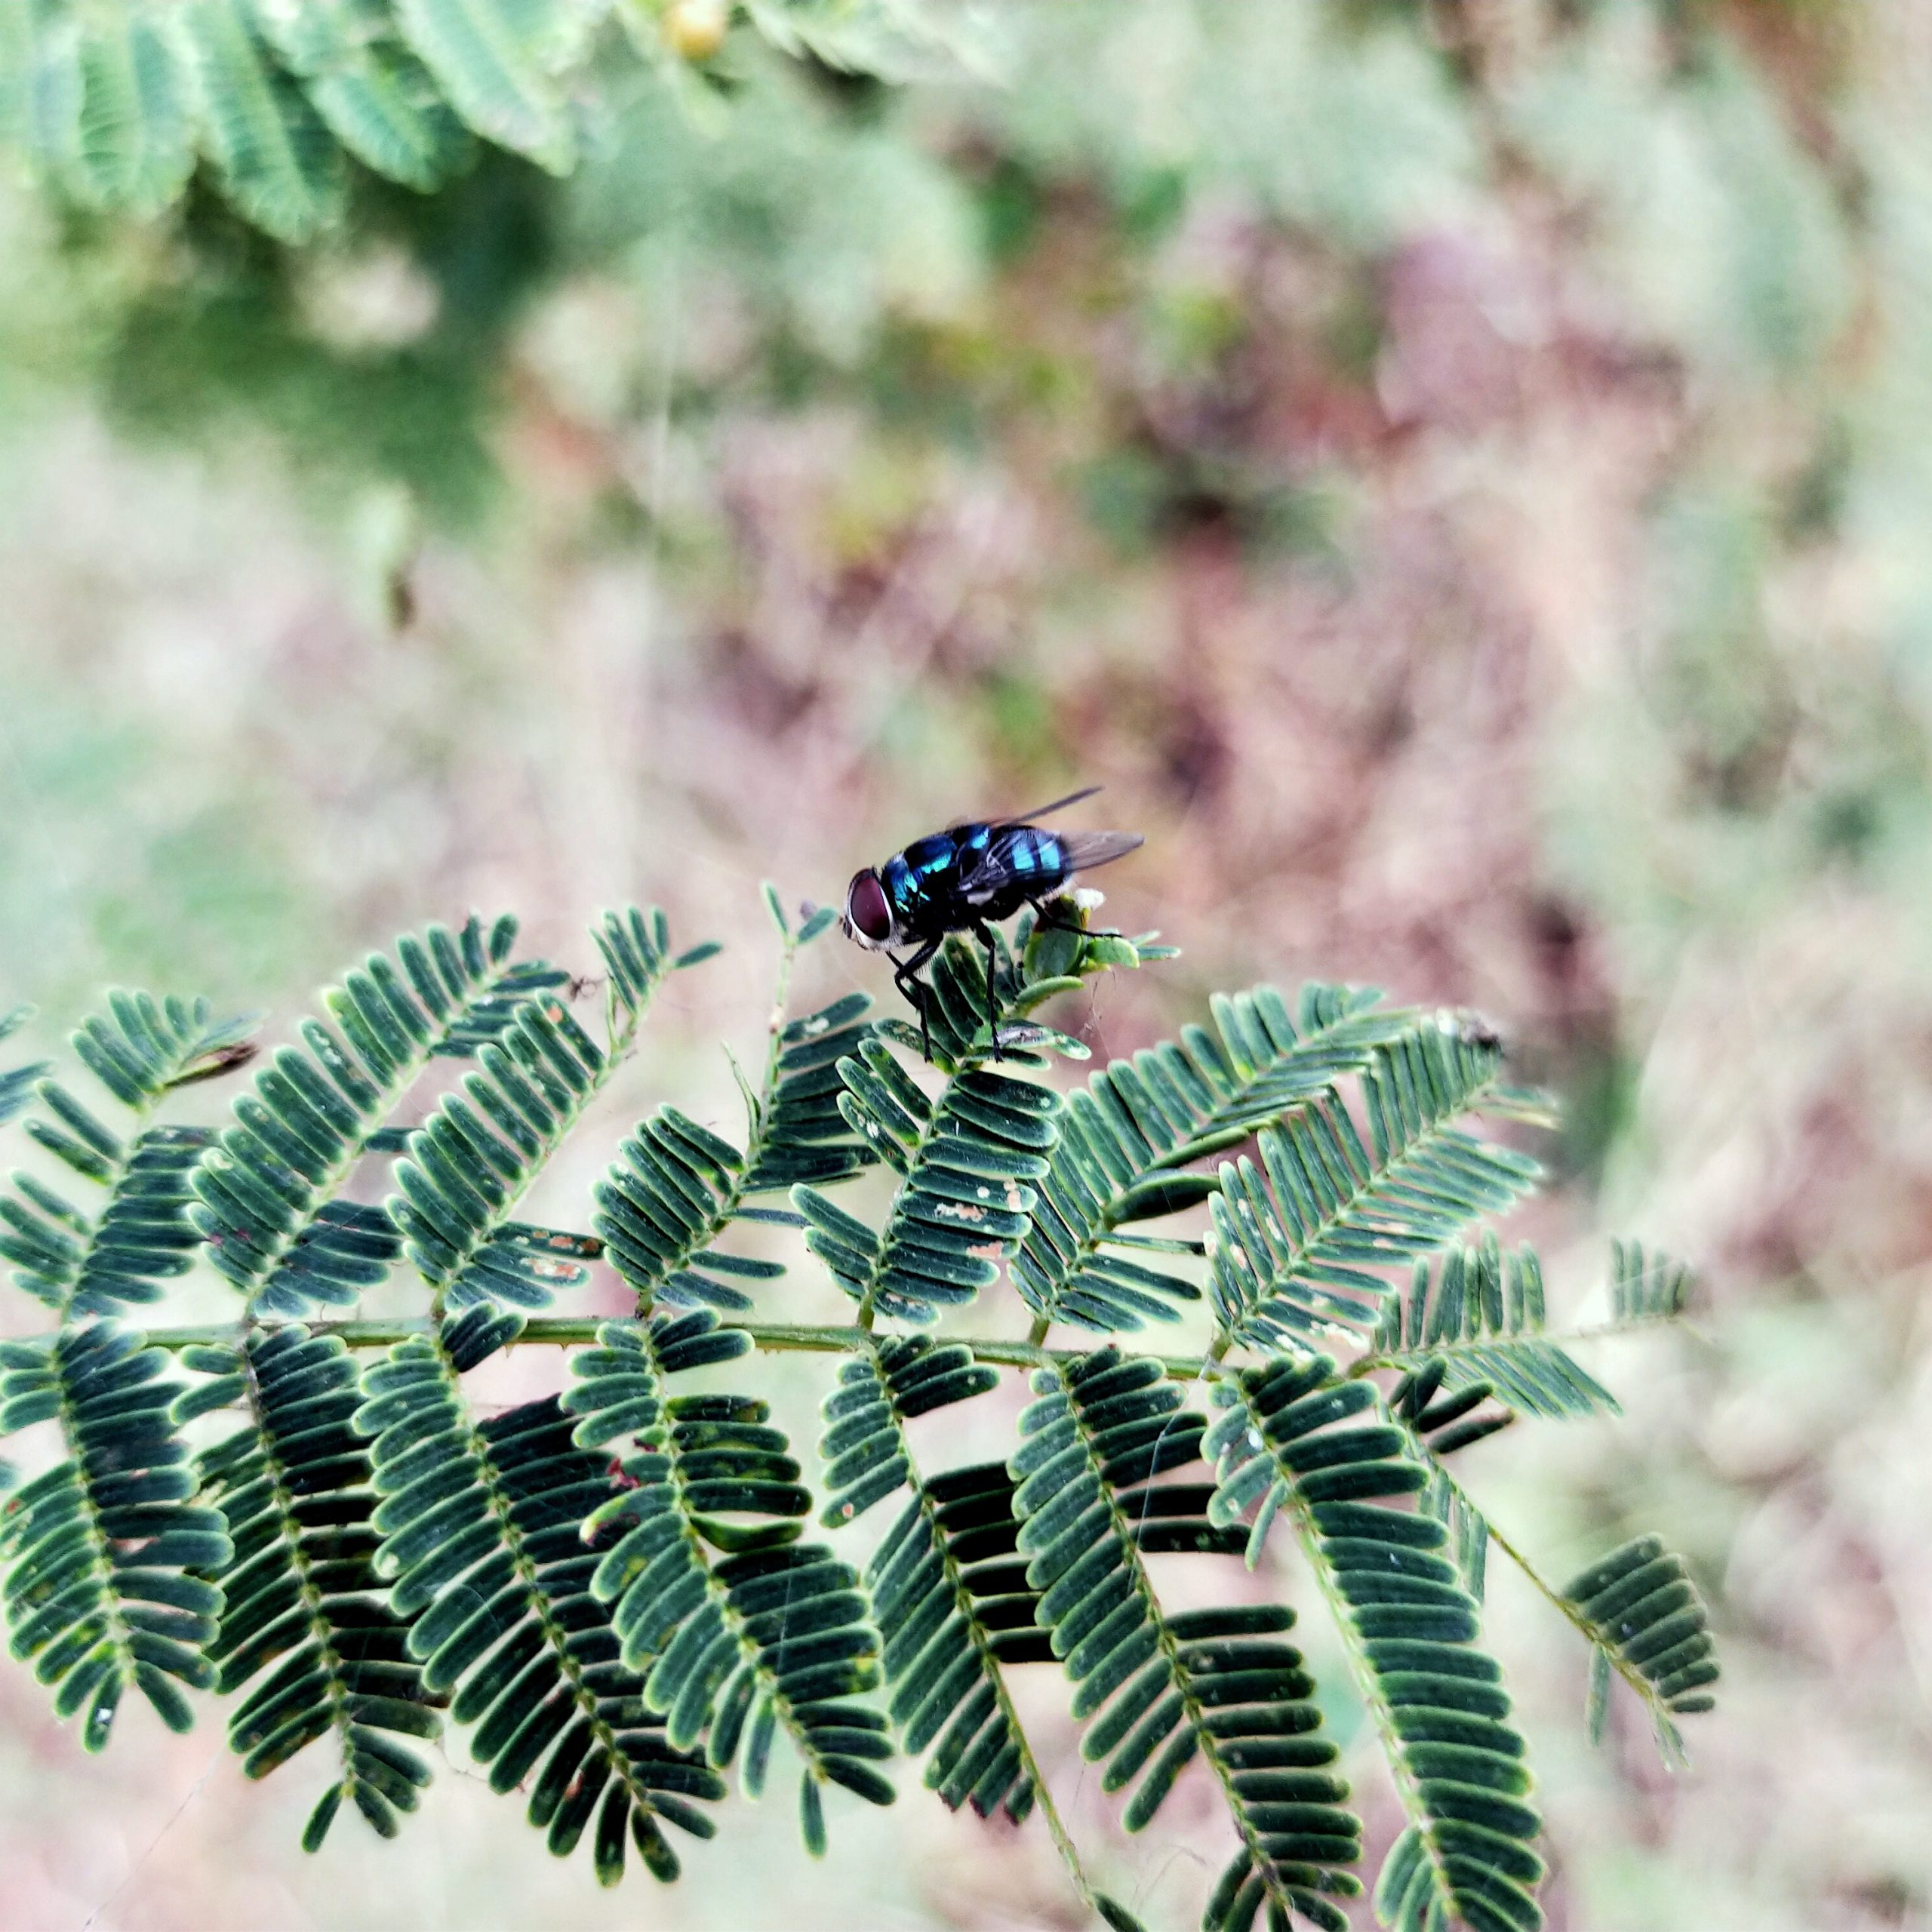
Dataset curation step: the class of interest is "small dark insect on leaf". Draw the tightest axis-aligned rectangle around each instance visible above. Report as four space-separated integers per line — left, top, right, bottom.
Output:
839 786 1144 1062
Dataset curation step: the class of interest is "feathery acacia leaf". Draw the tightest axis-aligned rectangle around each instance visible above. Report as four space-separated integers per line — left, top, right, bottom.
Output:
2 993 255 1318
0 1004 46 1128
194 1325 443 1847
1209 1358 1544 1932
1565 1536 1718 1760
1016 983 1416 1335
1609 1240 1694 1324
359 1330 727 1881
1208 1026 1541 1350
1367 1238 1617 1426
0 1322 231 1748
1014 1349 1362 1932
593 927 872 1318
569 1314 894 1847
190 915 564 1318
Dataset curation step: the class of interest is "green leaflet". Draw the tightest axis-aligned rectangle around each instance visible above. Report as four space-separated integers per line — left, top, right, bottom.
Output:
391 0 574 172
389 906 692 1315
0 1322 231 1749
176 0 348 240
359 1319 727 1881
1565 1535 1718 1761
1209 1026 1543 1349
1016 983 1417 1334
38 5 195 213
253 0 472 190
1370 1238 1619 1425
1014 1349 1362 1932
195 1324 444 1847
570 1313 896 1847
1209 1358 1546 1932
0 992 255 1318
592 936 873 1318
190 915 565 1318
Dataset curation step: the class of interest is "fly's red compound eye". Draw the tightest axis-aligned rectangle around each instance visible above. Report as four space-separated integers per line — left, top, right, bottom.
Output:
844 870 893 946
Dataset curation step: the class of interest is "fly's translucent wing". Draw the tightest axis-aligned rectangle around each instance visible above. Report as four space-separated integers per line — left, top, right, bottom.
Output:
957 826 1144 905
1053 830 1144 873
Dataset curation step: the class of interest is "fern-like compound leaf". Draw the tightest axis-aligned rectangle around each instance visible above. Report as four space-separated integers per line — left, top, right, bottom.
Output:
0 1004 46 1127
795 950 1066 1324
1368 1238 1617 1426
1210 1026 1541 1350
390 906 692 1315
30 5 195 216
1609 1240 1694 1324
863 1459 1051 1820
252 0 472 191
192 1324 443 1847
593 977 872 1316
1564 1536 1718 1759
569 1315 895 1847
1016 983 1417 1335
1208 1358 1544 1932
359 1326 727 1882
814 1340 1075 1833
0 1322 231 1748
176 0 349 241
1 992 255 1318
190 915 563 1317
1012 1349 1362 1932
392 0 574 173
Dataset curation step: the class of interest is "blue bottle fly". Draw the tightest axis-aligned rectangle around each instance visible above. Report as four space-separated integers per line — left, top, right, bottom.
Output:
841 787 1143 1059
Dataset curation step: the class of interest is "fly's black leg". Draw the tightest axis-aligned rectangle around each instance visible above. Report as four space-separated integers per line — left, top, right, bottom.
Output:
1030 900 1124 941
973 922 1001 1060
888 939 941 1063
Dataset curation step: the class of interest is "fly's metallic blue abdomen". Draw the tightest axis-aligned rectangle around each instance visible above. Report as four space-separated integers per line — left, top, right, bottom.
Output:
989 826 1068 892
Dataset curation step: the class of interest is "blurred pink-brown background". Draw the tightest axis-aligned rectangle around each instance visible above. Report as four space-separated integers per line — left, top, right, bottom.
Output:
4 5 1931 1927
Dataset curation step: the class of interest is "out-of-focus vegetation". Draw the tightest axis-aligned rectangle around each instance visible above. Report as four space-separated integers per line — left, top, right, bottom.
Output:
2 3 1929 1929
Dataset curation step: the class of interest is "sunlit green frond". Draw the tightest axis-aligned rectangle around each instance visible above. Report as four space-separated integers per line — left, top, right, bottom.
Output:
189 915 563 1318
1013 1349 1361 1932
569 1314 894 1849
592 932 872 1317
862 1459 1049 1819
0 1322 231 1747
1209 1358 1544 1932
1209 1026 1542 1350
1608 1240 1694 1324
1 992 255 1318
358 1326 727 1881
388 906 694 1316
30 4 195 214
816 1341 1077 1835
1016 983 1416 1335
253 0 472 190
176 0 348 241
1368 1238 1617 1426
818 1337 997 1530
391 0 574 172
192 1324 443 1847
1567 1536 1718 1761
794 944 1072 1324
0 1005 45 1128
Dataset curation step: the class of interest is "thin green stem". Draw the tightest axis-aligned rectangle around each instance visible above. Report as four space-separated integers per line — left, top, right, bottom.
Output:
141 1315 1224 1383
1347 1309 1690 1379
1411 1443 1681 1737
